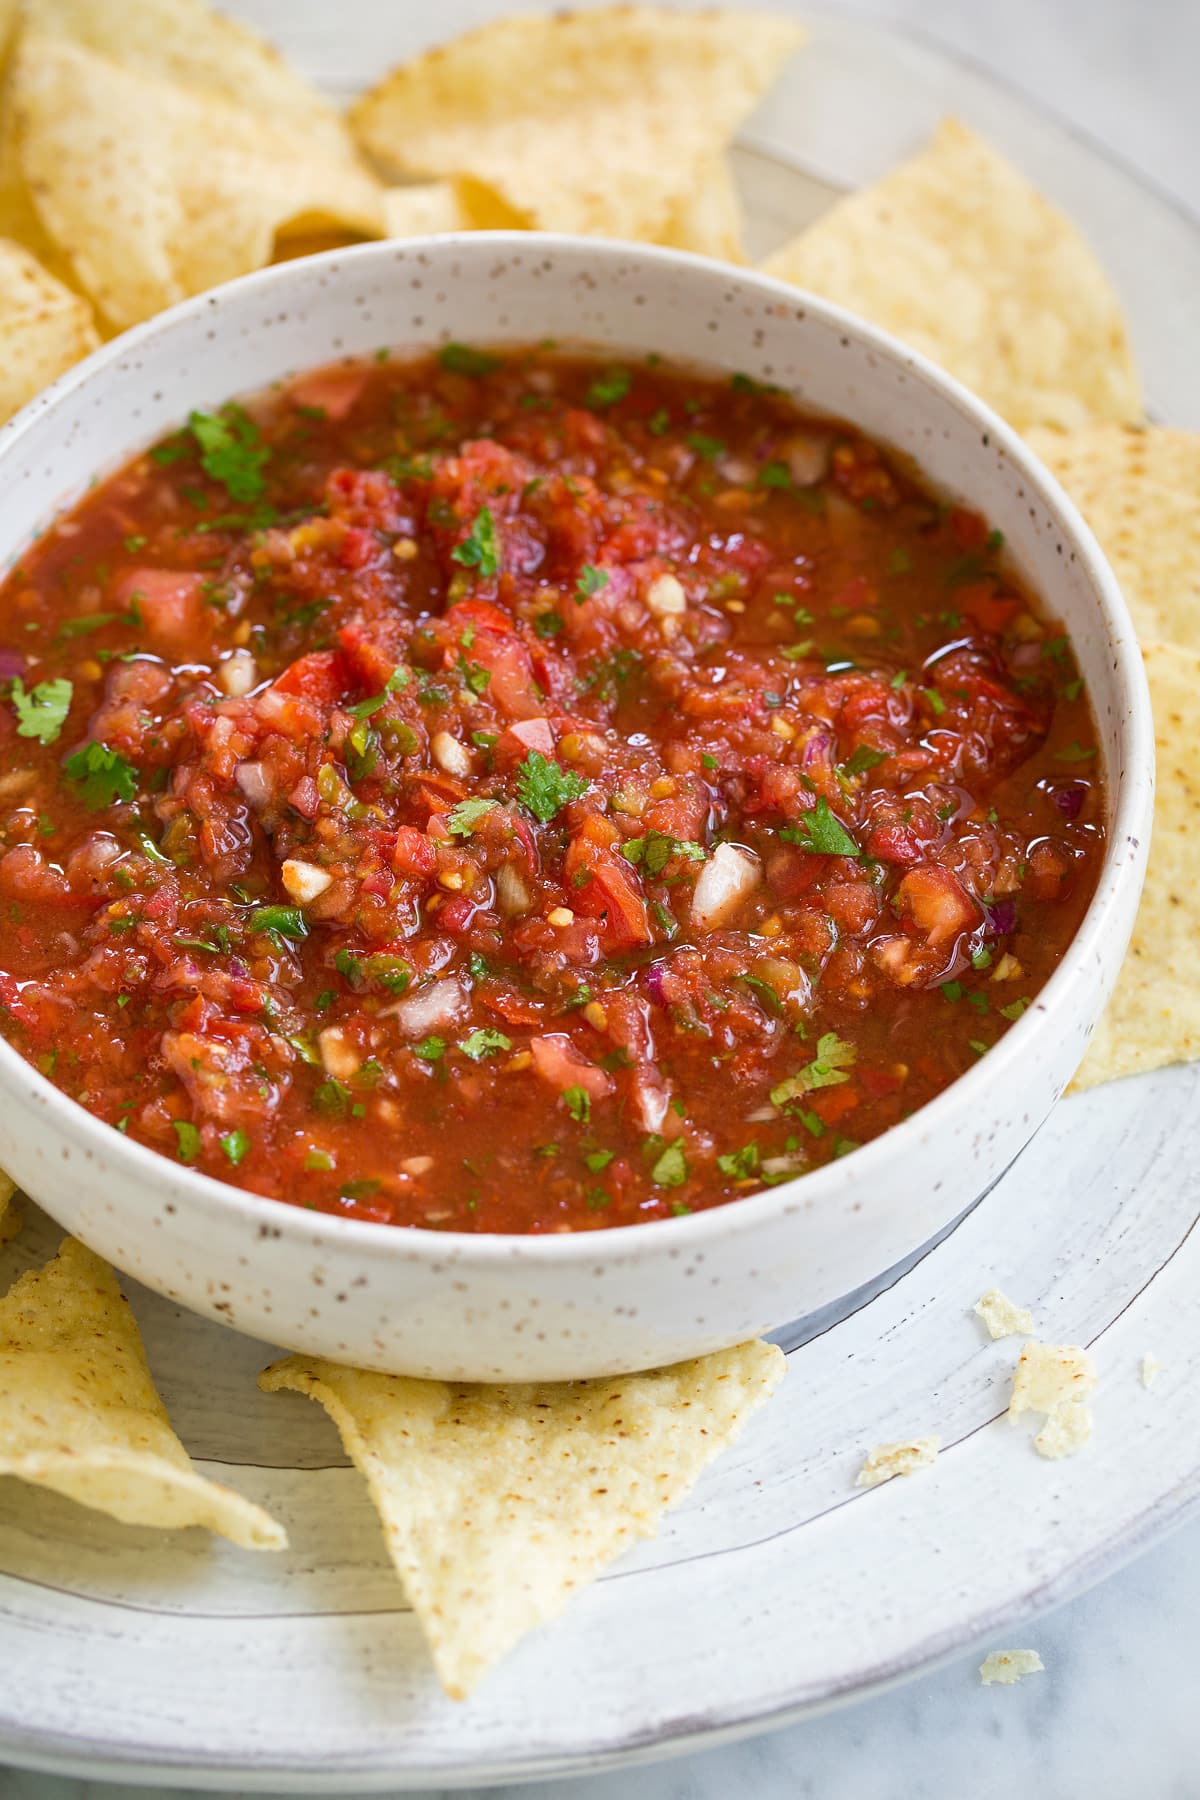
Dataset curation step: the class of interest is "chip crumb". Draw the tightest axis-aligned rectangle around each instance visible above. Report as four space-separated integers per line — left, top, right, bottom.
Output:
974 1286 1034 1340
1033 1399 1093 1459
1008 1341 1096 1419
1141 1353 1162 1389
980 1648 1045 1686
854 1436 940 1488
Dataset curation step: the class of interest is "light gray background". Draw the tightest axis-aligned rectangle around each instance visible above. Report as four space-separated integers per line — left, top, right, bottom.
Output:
4 2 1198 1796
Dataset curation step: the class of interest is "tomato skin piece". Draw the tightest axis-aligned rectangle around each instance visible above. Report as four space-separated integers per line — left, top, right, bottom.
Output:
112 568 208 658
271 650 345 706
289 367 369 421
895 864 980 947
392 826 437 879
565 825 652 952
493 716 555 773
529 1033 613 1101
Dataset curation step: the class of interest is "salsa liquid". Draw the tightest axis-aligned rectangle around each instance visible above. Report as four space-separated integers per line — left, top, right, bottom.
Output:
0 349 1104 1231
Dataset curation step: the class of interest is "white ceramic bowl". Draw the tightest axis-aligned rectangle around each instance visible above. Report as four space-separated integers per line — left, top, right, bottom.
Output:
0 235 1152 1380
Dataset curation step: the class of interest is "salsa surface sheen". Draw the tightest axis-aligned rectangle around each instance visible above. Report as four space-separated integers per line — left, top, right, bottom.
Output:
0 348 1104 1232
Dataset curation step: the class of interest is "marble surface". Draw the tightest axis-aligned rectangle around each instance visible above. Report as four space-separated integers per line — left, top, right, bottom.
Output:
3 1 1198 1796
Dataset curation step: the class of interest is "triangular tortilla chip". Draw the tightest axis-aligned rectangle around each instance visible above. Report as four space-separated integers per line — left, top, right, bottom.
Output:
261 1340 784 1696
0 1237 285 1547
1026 425 1200 649
11 33 383 329
22 0 361 165
0 1169 17 1244
381 180 476 239
1073 641 1200 1090
762 119 1141 431
349 10 802 243
0 236 98 420
659 157 745 263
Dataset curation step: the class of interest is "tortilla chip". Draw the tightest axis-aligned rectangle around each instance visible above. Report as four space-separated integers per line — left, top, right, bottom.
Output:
1033 1399 1092 1459
349 10 802 244
854 1436 939 1488
761 118 1141 431
658 157 745 263
0 1236 286 1546
974 1287 1034 1340
0 1169 17 1244
1025 426 1200 648
1008 1342 1096 1418
11 33 383 330
0 236 98 419
261 1340 784 1697
381 181 476 239
1073 642 1200 1089
980 1648 1044 1686
22 0 360 165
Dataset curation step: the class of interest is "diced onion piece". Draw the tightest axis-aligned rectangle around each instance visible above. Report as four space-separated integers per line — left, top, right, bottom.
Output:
633 1077 670 1134
386 976 466 1037
234 761 271 806
318 1026 361 1081
401 1154 434 1176
645 572 686 617
690 842 761 932
495 861 532 916
216 649 258 697
431 731 472 776
281 858 332 906
785 431 831 486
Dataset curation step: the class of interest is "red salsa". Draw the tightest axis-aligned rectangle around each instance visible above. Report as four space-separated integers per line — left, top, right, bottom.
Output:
0 348 1104 1232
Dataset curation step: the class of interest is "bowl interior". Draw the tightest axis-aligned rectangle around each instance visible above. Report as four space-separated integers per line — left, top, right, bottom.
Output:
0 234 1153 1298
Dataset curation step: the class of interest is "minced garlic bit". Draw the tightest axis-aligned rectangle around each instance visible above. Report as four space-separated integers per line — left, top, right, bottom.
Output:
854 1436 940 1489
1008 1342 1096 1418
645 571 686 618
1141 1353 1162 1389
974 1286 1034 1340
980 1649 1044 1686
281 857 332 906
1033 1400 1093 1459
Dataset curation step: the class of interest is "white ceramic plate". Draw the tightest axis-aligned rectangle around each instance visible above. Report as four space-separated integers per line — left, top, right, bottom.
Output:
2 5 1197 1786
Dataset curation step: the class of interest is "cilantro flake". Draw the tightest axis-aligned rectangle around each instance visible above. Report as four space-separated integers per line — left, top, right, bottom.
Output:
11 675 72 744
458 1027 511 1061
770 1032 857 1111
780 797 860 858
63 741 138 810
515 749 587 823
446 797 497 838
451 506 501 579
187 405 269 503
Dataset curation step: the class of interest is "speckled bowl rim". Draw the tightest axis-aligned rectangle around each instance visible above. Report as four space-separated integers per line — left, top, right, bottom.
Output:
0 233 1155 1269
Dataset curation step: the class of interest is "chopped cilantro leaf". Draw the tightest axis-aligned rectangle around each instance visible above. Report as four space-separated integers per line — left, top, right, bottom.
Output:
971 946 993 971
1056 741 1097 763
716 1141 759 1179
941 980 963 1003
413 1036 446 1062
650 1140 688 1187
63 741 138 810
586 367 631 408
458 1027 512 1061
451 505 501 579
187 405 269 502
1000 997 1031 1022
562 1084 591 1123
11 675 72 744
438 342 502 376
534 610 563 638
515 749 587 822
686 432 725 461
780 797 860 857
584 1148 614 1172
575 563 609 603
220 1128 250 1166
758 460 791 489
770 1031 857 1110
446 797 497 837
622 830 706 876
172 1120 201 1162
921 687 947 716
841 744 887 780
